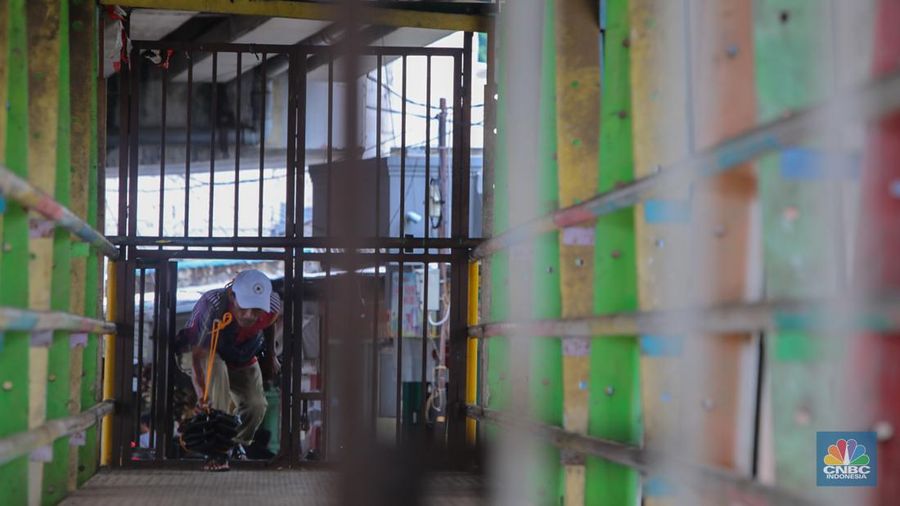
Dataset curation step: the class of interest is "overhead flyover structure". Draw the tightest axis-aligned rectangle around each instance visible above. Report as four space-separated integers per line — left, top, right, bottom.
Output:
98 0 492 32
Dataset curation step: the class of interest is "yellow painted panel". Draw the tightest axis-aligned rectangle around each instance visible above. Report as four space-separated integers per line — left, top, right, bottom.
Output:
562 353 590 434
629 0 691 503
563 465 586 506
554 0 600 502
26 2 61 502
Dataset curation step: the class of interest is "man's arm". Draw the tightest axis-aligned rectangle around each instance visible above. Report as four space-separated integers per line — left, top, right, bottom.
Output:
260 293 283 384
181 291 219 405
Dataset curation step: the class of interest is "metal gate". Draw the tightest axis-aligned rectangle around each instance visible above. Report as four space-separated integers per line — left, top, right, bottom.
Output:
109 38 477 467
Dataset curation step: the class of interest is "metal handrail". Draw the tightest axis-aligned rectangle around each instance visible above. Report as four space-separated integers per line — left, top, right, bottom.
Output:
0 164 119 259
467 405 814 505
0 401 114 466
0 307 117 334
470 296 900 338
473 68 900 259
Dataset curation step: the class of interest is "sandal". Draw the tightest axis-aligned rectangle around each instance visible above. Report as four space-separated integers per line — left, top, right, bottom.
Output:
232 445 248 461
201 453 230 472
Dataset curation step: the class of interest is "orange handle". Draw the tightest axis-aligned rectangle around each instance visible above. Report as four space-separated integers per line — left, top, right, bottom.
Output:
201 312 232 407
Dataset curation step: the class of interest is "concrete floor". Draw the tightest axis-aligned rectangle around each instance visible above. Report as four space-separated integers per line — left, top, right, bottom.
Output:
61 469 485 506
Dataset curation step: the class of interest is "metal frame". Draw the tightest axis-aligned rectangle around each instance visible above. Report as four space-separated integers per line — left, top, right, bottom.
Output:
97 0 492 32
111 40 476 468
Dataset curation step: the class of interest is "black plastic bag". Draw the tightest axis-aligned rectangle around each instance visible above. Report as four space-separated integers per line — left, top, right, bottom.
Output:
180 409 241 456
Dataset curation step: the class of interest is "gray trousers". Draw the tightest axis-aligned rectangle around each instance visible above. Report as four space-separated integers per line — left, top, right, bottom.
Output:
178 352 267 445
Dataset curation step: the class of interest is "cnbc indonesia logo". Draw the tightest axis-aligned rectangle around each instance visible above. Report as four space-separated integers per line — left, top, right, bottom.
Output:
817 432 877 487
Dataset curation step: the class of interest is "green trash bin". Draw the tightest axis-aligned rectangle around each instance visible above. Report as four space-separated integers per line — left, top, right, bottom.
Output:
262 388 281 454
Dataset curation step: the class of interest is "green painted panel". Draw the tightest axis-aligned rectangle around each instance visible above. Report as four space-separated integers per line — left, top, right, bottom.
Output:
44 1 73 502
486 0 510 420
77 426 98 486
77 0 102 485
485 0 510 412
587 1 641 503
755 0 832 492
0 2 31 505
530 1 563 503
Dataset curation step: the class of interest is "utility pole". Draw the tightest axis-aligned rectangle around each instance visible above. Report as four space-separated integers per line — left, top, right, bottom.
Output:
434 98 450 429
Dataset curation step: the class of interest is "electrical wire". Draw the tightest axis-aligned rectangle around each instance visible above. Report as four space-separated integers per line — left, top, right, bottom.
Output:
427 300 450 327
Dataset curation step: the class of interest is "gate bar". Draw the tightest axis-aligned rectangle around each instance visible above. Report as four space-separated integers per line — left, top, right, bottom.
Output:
208 52 219 244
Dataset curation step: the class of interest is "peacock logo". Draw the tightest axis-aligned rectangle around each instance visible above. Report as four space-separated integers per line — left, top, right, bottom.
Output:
817 432 877 487
823 438 870 466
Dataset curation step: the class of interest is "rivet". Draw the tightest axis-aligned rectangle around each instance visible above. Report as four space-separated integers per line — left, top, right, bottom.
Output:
48 374 56 382
578 381 588 390
779 10 790 23
889 179 900 198
47 487 55 494
547 266 554 274
654 165 663 174
605 385 615 396
783 206 799 222
575 257 584 267
492 128 497 135
493 93 499 100
701 398 715 411
726 44 739 58
617 110 628 119
794 407 811 426
2 381 12 391
874 421 894 441
3 243 11 252
542 378 550 386
611 250 621 259
622 37 630 48
713 225 727 238
654 238 665 249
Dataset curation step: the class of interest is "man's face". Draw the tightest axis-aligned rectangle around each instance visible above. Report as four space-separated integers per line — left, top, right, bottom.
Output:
229 290 264 327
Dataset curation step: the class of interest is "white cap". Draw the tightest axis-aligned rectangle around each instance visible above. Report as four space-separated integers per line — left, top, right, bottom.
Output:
231 270 272 312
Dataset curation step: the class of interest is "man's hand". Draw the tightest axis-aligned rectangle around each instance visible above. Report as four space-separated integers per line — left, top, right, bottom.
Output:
191 347 209 401
261 355 281 388
194 398 209 415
